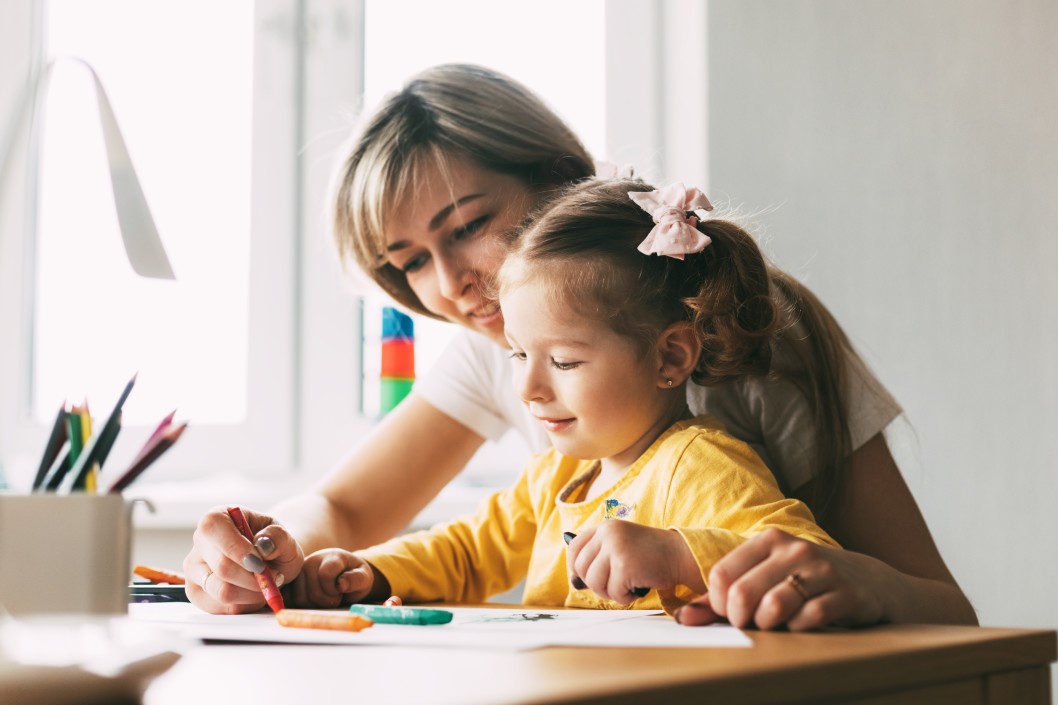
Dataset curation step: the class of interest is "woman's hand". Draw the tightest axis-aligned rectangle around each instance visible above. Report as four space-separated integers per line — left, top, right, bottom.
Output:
183 506 305 614
566 521 705 605
675 528 892 630
282 549 386 608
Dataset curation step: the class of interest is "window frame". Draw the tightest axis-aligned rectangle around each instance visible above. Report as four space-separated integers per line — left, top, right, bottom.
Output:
1 0 705 500
0 0 324 487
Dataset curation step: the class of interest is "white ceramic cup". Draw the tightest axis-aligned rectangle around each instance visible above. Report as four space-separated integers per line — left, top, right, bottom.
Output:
0 493 133 616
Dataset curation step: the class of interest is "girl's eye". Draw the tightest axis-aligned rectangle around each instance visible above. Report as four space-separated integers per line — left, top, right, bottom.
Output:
454 216 489 239
552 359 581 371
508 351 527 362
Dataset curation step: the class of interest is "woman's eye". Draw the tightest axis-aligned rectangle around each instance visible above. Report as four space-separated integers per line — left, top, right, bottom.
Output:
399 253 429 274
552 359 581 371
454 216 489 239
509 351 527 362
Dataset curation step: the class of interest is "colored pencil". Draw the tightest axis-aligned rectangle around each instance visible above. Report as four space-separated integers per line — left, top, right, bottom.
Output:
59 373 135 493
105 421 185 493
36 439 72 491
32 402 68 490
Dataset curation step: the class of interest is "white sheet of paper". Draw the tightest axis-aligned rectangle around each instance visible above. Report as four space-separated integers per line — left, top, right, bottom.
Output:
129 603 751 650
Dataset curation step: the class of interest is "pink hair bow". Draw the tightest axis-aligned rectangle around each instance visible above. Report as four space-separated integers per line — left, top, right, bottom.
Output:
629 183 714 260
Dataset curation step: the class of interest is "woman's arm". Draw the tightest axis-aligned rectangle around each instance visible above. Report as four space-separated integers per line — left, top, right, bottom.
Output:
812 432 976 624
183 394 487 614
277 393 487 553
676 433 978 629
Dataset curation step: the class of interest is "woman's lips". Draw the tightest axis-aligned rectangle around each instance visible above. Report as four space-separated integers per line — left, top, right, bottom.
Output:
468 303 502 327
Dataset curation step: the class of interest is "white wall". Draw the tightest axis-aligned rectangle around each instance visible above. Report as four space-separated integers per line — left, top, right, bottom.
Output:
706 0 1057 691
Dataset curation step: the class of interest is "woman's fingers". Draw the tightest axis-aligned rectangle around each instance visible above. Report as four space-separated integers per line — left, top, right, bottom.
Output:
752 570 822 630
184 553 266 614
708 529 792 622
183 505 303 614
702 529 888 631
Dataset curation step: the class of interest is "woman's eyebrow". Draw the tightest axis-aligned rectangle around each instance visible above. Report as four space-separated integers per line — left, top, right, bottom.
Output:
386 193 487 253
428 193 485 230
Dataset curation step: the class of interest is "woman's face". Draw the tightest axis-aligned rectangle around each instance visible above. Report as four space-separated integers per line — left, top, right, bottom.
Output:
384 158 536 347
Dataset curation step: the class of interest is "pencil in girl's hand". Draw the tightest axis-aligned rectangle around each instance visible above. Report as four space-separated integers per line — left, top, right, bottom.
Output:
105 421 186 493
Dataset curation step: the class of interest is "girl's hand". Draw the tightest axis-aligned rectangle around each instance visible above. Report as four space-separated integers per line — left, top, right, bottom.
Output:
283 549 381 608
566 521 704 605
184 506 305 614
675 528 887 630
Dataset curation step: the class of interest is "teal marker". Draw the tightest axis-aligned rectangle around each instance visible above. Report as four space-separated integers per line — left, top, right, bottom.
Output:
349 604 453 625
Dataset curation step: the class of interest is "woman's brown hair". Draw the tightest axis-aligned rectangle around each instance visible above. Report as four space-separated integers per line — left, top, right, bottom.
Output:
331 63 594 318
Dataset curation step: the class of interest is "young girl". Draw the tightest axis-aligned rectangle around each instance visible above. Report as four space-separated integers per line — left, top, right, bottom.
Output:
283 178 836 612
186 64 974 630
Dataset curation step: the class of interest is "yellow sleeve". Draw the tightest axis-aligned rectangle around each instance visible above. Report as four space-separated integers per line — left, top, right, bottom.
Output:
356 465 537 603
658 430 838 611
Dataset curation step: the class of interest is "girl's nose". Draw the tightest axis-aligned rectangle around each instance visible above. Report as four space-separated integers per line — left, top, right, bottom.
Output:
517 361 550 405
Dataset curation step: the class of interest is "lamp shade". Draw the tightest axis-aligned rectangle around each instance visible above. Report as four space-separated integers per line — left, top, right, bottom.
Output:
0 56 174 280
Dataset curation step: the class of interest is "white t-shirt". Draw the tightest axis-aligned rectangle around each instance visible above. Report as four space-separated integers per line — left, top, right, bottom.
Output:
415 329 901 494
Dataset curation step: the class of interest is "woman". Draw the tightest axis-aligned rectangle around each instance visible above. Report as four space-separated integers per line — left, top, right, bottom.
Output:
184 64 976 630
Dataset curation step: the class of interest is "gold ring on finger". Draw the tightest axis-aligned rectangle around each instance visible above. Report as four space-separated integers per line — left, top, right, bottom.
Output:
786 571 811 601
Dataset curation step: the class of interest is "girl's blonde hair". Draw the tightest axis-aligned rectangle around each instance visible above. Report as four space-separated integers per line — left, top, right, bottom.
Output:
501 178 858 522
331 63 594 318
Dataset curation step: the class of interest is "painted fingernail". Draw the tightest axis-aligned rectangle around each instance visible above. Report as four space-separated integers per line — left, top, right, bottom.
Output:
242 553 265 573
571 577 587 590
254 536 276 556
273 572 285 588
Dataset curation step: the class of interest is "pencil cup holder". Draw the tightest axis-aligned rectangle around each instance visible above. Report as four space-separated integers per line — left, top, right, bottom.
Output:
0 493 133 616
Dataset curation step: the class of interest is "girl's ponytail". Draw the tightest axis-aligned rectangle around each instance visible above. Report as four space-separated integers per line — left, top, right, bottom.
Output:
507 177 859 523
684 220 781 386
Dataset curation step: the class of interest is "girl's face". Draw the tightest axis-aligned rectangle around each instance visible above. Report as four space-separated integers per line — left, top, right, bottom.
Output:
502 278 674 475
384 158 536 347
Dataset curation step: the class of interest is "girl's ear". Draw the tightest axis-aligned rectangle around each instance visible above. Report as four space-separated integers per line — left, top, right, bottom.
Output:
655 321 701 388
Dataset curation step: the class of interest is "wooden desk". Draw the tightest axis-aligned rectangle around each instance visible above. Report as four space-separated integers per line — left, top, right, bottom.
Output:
143 623 1056 705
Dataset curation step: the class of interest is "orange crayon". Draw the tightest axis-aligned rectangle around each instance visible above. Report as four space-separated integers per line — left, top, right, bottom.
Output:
276 609 374 632
134 565 185 585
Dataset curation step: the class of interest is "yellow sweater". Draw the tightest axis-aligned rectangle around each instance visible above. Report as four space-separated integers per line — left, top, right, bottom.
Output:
358 416 837 611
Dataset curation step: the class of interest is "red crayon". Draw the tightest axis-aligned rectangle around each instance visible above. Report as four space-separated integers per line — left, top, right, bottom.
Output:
227 506 285 613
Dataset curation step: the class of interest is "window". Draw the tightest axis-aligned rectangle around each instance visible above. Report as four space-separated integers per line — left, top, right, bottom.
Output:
35 1 255 426
358 0 606 425
0 0 300 485
0 0 683 498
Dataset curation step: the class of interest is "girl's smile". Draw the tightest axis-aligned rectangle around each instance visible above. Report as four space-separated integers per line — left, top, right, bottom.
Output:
503 279 678 476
